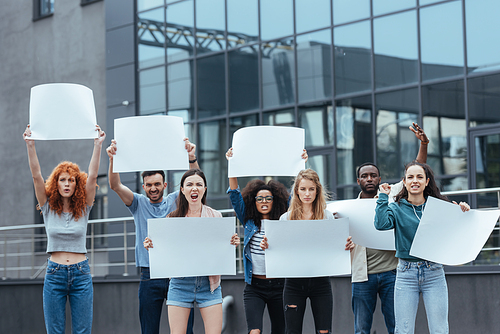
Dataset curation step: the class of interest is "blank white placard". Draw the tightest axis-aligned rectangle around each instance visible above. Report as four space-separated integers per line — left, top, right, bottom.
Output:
113 115 189 173
29 83 98 140
148 217 237 278
228 126 305 177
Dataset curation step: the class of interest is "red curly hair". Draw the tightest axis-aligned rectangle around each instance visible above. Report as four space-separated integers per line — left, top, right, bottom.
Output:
43 161 88 221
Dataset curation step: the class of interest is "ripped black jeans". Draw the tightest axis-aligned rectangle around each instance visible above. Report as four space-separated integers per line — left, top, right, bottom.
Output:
283 277 333 334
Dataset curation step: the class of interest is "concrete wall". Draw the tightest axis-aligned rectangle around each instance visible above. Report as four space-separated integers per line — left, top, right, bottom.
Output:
1 273 500 333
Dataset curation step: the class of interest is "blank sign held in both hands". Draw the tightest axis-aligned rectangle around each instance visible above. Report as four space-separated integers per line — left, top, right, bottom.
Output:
29 83 98 140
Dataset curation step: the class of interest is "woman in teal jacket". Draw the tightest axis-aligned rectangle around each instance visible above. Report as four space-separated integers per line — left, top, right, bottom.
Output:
375 161 469 334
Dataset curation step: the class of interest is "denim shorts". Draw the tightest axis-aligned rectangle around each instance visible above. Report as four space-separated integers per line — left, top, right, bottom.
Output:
167 276 222 308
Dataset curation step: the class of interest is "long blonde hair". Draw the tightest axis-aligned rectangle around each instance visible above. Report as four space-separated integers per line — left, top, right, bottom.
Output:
288 169 327 220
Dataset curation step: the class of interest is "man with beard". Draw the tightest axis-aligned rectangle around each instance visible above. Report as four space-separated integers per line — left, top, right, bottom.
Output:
351 123 429 334
106 138 198 334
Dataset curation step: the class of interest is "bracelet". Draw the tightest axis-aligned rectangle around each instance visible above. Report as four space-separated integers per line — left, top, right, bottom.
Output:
421 140 430 145
189 158 197 163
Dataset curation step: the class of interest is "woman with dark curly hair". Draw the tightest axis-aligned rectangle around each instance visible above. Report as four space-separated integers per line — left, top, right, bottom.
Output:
225 147 306 334
23 124 105 334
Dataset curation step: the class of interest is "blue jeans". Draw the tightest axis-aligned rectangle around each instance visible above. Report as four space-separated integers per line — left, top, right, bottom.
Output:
394 260 448 334
43 258 93 334
352 270 396 334
139 267 194 334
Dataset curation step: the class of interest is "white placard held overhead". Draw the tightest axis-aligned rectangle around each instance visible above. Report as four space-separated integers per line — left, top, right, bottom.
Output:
228 126 305 177
327 199 395 250
410 196 500 266
264 218 351 278
113 115 189 173
148 217 237 278
29 83 98 140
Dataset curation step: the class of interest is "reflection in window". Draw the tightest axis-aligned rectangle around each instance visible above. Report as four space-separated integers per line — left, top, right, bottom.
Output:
199 120 227 200
196 0 226 54
262 38 295 108
197 54 226 119
308 155 332 197
137 0 163 12
297 29 332 103
262 109 294 126
168 61 194 121
372 0 415 16
374 11 417 88
229 47 259 113
38 0 54 17
166 0 194 62
334 21 372 96
299 106 333 147
140 66 166 115
420 1 464 81
376 88 419 180
336 96 372 186
261 0 293 41
138 8 165 68
230 114 259 140
466 0 500 73
227 0 258 48
295 0 330 34
468 74 500 127
422 81 467 178
333 0 369 25
475 135 500 190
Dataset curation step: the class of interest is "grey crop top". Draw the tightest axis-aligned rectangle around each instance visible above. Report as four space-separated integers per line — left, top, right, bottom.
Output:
41 201 92 254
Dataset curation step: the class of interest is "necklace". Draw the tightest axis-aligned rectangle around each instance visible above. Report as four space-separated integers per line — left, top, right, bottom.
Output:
411 202 425 222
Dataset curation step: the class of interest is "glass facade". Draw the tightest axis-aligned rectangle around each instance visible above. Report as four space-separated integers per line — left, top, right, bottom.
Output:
135 0 500 224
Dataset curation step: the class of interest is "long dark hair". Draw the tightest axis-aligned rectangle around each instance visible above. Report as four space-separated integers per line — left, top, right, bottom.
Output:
241 179 289 229
168 169 207 217
394 161 448 204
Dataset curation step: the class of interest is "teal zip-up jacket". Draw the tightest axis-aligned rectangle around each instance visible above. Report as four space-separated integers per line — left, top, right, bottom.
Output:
374 193 425 262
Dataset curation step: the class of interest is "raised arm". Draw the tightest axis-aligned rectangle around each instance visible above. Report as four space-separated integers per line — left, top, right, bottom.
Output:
185 137 200 169
24 125 47 207
106 139 134 206
86 125 106 206
410 122 429 164
225 147 238 190
374 184 396 231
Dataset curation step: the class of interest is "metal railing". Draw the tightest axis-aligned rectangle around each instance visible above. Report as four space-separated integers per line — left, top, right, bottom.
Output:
1 188 499 280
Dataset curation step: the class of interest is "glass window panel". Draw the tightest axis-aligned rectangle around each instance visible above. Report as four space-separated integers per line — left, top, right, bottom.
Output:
468 74 500 127
196 0 226 54
229 114 259 140
229 47 259 113
262 38 295 108
40 0 54 16
166 0 194 62
140 66 166 115
227 0 258 48
295 0 330 34
374 11 418 88
466 0 500 73
335 185 360 201
297 29 332 103
420 1 464 81
308 154 332 196
334 21 372 96
198 120 227 197
375 88 419 180
372 0 415 16
138 0 163 11
261 0 293 41
197 54 226 118
333 0 370 25
138 8 166 68
422 80 467 177
336 96 373 185
419 0 440 5
475 134 500 190
168 60 194 121
262 109 295 126
299 105 334 147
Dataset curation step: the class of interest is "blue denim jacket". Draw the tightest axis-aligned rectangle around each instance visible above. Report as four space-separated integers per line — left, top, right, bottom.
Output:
227 186 259 284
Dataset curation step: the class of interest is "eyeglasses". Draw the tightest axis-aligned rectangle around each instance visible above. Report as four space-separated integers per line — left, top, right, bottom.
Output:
255 196 273 203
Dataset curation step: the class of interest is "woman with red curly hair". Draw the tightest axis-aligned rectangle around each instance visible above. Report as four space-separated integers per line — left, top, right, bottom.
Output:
23 124 105 334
